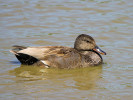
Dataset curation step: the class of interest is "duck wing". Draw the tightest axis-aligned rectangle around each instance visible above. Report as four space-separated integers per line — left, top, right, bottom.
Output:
10 46 81 68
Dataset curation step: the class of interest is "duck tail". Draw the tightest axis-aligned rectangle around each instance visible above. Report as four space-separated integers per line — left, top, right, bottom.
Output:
14 53 39 65
10 45 39 65
12 45 27 51
10 45 27 54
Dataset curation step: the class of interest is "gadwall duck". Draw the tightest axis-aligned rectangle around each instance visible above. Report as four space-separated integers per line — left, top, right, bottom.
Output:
10 34 106 68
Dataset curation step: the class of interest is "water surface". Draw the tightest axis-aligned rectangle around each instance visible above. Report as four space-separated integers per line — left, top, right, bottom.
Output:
0 0 133 99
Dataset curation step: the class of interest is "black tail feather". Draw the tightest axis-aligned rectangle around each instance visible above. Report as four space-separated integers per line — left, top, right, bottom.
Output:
16 53 39 65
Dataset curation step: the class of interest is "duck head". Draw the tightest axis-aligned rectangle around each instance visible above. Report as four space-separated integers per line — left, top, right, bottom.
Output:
74 34 106 55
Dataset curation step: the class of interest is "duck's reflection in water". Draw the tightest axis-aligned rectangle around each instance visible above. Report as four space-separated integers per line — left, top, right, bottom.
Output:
11 65 102 90
72 66 102 90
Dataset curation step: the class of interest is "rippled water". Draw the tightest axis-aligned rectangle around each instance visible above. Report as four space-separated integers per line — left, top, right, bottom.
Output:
0 0 133 99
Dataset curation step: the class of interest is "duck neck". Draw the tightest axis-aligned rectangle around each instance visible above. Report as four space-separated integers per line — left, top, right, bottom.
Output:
76 49 103 66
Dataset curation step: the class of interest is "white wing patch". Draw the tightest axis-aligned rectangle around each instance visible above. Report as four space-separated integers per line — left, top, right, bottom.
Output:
41 60 50 68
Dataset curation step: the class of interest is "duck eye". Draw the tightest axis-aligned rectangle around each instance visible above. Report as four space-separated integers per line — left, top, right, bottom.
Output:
86 40 91 43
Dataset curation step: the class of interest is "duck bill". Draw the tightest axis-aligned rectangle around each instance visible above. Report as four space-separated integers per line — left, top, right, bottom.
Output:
93 46 106 55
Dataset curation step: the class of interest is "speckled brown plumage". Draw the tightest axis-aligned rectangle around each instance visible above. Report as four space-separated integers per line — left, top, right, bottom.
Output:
10 34 106 68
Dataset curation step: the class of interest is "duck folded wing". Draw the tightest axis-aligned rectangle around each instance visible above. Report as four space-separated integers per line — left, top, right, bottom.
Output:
17 46 71 59
39 47 82 68
10 46 81 68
